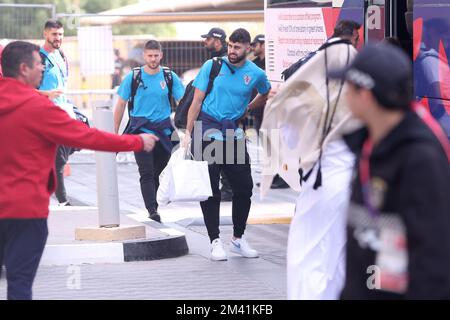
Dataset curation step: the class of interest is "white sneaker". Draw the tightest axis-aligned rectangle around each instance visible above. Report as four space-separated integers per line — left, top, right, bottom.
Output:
210 238 227 261
230 236 259 258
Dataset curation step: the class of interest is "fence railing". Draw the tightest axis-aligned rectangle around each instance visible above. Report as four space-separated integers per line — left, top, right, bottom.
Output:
0 3 55 39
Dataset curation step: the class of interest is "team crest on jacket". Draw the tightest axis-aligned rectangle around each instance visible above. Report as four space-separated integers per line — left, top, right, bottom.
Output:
244 75 252 85
369 177 388 210
160 80 166 90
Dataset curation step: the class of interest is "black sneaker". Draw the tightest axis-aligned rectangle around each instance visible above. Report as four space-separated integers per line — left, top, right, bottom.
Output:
270 176 290 189
149 212 162 223
255 175 290 189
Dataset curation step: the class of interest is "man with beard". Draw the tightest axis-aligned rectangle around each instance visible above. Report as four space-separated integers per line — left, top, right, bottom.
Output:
250 34 265 70
183 28 271 261
201 27 227 59
38 20 75 207
201 27 233 201
114 39 185 223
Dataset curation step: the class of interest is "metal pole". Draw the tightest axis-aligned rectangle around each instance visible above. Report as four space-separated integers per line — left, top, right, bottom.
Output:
51 4 56 20
92 101 120 228
55 10 264 18
0 4 55 9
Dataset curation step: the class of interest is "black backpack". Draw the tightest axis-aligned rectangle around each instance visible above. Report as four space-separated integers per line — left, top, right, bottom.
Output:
281 51 316 81
174 57 225 129
123 66 173 134
281 38 351 81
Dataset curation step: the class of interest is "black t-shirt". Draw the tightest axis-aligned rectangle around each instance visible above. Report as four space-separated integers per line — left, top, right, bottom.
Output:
210 45 227 59
252 57 265 71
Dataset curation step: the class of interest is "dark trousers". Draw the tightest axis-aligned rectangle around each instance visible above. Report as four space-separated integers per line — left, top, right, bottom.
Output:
251 107 265 134
134 142 170 214
0 219 48 300
195 139 253 242
54 145 73 203
220 172 231 191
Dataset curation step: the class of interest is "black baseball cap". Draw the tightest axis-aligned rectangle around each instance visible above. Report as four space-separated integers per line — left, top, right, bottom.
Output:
201 28 226 40
328 44 412 110
251 34 265 45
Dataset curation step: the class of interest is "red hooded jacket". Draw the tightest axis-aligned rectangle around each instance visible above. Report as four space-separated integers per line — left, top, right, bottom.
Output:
0 44 3 76
0 78 144 219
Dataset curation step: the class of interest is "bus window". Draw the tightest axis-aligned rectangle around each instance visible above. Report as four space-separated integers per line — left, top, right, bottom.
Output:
387 0 412 57
414 0 450 138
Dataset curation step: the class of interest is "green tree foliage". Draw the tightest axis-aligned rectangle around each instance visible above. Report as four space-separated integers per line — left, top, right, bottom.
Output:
0 0 57 39
0 0 175 39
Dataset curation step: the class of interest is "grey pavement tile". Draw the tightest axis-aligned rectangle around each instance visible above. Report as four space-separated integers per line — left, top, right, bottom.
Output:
185 225 288 266
0 255 285 300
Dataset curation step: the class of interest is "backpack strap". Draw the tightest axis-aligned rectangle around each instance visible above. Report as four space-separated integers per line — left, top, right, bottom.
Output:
39 48 69 87
39 51 51 87
317 38 352 51
162 66 173 104
302 43 352 190
39 51 54 68
122 67 142 134
206 57 224 95
128 66 142 114
58 49 69 77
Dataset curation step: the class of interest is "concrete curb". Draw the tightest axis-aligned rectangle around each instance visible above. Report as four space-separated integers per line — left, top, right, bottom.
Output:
42 208 190 266
123 235 189 261
40 233 188 266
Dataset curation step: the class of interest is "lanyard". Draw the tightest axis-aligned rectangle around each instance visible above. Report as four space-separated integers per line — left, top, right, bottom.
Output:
359 138 379 218
51 52 68 81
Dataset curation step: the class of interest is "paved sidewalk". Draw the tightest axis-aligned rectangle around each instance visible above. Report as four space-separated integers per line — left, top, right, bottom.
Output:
39 206 188 265
0 134 295 300
46 208 168 245
0 213 288 299
0 255 285 300
62 133 298 225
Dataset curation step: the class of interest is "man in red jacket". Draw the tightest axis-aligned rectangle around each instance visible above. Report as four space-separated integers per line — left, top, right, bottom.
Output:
0 41 159 300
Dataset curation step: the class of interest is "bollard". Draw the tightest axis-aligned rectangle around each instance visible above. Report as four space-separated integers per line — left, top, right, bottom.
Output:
92 101 120 227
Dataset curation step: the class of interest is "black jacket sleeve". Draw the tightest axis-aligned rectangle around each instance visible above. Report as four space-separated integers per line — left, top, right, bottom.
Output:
399 143 450 299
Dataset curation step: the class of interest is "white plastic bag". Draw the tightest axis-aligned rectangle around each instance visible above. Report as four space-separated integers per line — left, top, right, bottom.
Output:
58 102 77 119
157 147 212 206
157 147 184 206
